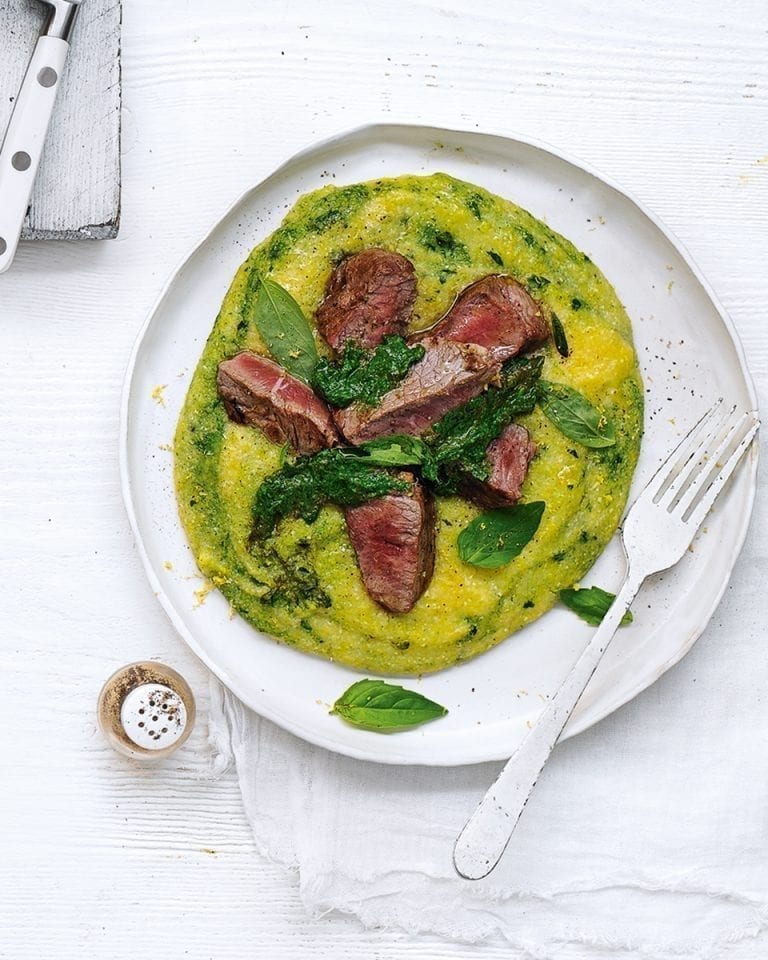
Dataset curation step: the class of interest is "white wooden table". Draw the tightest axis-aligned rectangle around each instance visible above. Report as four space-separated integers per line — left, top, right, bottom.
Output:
1 1 766 956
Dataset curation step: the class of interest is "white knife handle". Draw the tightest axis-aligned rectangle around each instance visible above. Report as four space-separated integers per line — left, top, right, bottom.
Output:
453 573 644 880
0 36 69 275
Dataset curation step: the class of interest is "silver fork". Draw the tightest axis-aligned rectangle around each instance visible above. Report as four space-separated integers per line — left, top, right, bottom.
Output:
453 400 760 881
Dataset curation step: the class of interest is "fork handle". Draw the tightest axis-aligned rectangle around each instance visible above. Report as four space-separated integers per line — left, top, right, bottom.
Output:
454 571 645 880
0 36 70 274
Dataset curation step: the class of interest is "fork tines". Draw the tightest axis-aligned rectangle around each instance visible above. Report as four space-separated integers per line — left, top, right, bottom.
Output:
647 400 759 524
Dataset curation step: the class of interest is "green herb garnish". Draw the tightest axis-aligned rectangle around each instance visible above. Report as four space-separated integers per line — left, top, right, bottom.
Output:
551 313 570 358
313 336 425 408
251 448 409 538
305 183 370 234
424 356 544 492
465 193 485 219
257 545 332 610
457 501 545 569
560 586 633 627
538 380 616 448
418 223 470 262
245 274 318 383
338 435 431 468
331 679 447 731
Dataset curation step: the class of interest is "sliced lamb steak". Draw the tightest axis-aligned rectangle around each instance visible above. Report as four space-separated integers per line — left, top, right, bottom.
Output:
460 423 537 509
345 473 436 614
316 248 417 352
217 352 339 455
334 338 501 444
420 275 549 360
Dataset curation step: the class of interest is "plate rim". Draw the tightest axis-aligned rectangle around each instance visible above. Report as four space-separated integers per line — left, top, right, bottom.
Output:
119 121 759 765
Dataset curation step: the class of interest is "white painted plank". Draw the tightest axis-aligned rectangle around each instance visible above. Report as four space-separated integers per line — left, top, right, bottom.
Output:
0 0 120 239
0 0 766 956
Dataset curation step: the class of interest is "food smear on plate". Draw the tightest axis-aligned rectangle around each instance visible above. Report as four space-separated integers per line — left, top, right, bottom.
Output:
174 173 642 674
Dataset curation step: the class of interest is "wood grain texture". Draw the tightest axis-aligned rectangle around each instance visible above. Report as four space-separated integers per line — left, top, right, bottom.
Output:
0 0 767 956
0 0 121 239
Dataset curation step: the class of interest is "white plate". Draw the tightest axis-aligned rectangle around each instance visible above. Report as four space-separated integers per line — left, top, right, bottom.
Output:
120 123 758 766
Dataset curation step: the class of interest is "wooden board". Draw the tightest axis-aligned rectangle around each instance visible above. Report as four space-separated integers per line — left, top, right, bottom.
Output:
0 0 121 239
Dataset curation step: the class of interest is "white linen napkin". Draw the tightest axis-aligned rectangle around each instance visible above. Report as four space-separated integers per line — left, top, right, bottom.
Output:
209 497 768 958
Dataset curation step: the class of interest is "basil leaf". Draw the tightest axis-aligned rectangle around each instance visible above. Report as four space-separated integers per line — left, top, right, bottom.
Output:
457 501 545 569
249 275 319 383
560 586 633 627
339 435 431 468
538 380 616 448
551 313 570 358
331 679 447 731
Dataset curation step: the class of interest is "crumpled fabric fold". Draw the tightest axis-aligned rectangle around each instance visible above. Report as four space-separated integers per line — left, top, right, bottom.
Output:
208 519 768 958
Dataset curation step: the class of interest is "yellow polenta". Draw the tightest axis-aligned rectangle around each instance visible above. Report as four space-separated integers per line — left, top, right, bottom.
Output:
174 173 643 675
